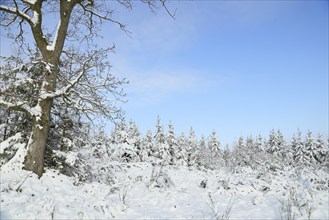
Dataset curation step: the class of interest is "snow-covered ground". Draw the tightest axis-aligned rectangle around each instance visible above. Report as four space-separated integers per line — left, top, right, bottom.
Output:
1 151 328 220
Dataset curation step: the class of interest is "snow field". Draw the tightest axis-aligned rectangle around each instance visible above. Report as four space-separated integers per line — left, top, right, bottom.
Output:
1 160 328 219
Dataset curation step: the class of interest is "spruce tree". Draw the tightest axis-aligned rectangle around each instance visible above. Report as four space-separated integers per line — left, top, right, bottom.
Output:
267 129 287 162
234 136 247 167
167 121 178 165
189 127 200 167
208 131 220 157
255 135 265 152
292 130 306 166
176 133 188 166
267 129 279 154
197 135 209 167
208 131 222 168
154 116 166 145
304 131 317 165
154 116 169 164
141 130 154 162
314 134 326 164
112 120 128 145
187 127 197 166
127 120 141 153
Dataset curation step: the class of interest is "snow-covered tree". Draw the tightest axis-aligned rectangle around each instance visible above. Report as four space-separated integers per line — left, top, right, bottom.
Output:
276 130 293 165
245 136 255 163
127 120 141 151
0 52 39 143
140 130 153 162
90 126 111 159
111 121 128 145
276 130 286 150
314 134 327 164
196 135 208 167
233 136 246 167
158 143 170 165
255 135 265 152
49 97 92 150
292 130 306 166
222 144 232 169
189 128 201 167
267 130 287 160
250 135 269 169
109 121 140 163
154 117 169 164
267 129 278 154
0 109 30 143
246 136 254 148
166 121 178 165
187 127 197 166
208 131 223 168
0 0 170 177
176 133 188 166
0 53 93 173
208 131 220 156
304 131 319 165
111 143 139 163
154 116 166 145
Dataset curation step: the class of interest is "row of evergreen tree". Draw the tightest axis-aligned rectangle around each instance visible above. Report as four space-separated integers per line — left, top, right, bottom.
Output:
92 117 328 170
1 109 328 177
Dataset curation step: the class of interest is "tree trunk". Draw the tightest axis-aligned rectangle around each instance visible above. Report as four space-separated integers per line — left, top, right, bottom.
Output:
23 63 56 177
23 98 53 177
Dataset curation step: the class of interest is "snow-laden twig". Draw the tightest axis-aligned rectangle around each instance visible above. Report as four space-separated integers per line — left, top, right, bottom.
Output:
119 187 129 212
0 4 33 25
40 50 100 100
15 171 33 192
278 183 316 220
207 193 237 220
0 99 37 116
0 77 35 94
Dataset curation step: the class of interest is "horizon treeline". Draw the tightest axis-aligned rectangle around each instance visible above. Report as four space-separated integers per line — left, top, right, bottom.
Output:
90 116 328 170
1 113 328 181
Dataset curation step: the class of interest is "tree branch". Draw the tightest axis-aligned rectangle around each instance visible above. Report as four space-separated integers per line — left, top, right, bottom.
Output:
0 2 33 25
40 51 97 99
160 0 176 19
0 77 35 94
0 99 32 116
78 2 132 36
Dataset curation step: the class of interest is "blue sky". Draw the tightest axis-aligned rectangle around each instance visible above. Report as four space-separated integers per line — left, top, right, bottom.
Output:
0 1 328 145
101 0 328 144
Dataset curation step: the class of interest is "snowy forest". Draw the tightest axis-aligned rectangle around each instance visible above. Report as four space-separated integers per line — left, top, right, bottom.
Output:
0 0 328 219
1 113 329 219
1 113 328 177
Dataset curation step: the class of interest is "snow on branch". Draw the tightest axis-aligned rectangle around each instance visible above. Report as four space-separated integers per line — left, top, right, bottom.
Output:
0 77 35 94
50 47 127 123
22 0 37 5
0 99 37 116
40 51 97 100
0 2 34 26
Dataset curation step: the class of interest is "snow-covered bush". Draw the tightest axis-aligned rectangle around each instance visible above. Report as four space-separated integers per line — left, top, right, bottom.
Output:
279 183 316 220
149 164 175 189
110 143 139 163
0 133 26 166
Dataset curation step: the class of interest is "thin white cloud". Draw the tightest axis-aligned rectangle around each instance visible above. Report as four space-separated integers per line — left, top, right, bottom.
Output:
104 1 283 105
126 69 212 103
101 1 199 55
132 72 197 93
130 12 198 53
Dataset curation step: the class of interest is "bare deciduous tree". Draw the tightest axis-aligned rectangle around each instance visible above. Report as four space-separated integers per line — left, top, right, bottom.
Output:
0 0 172 177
